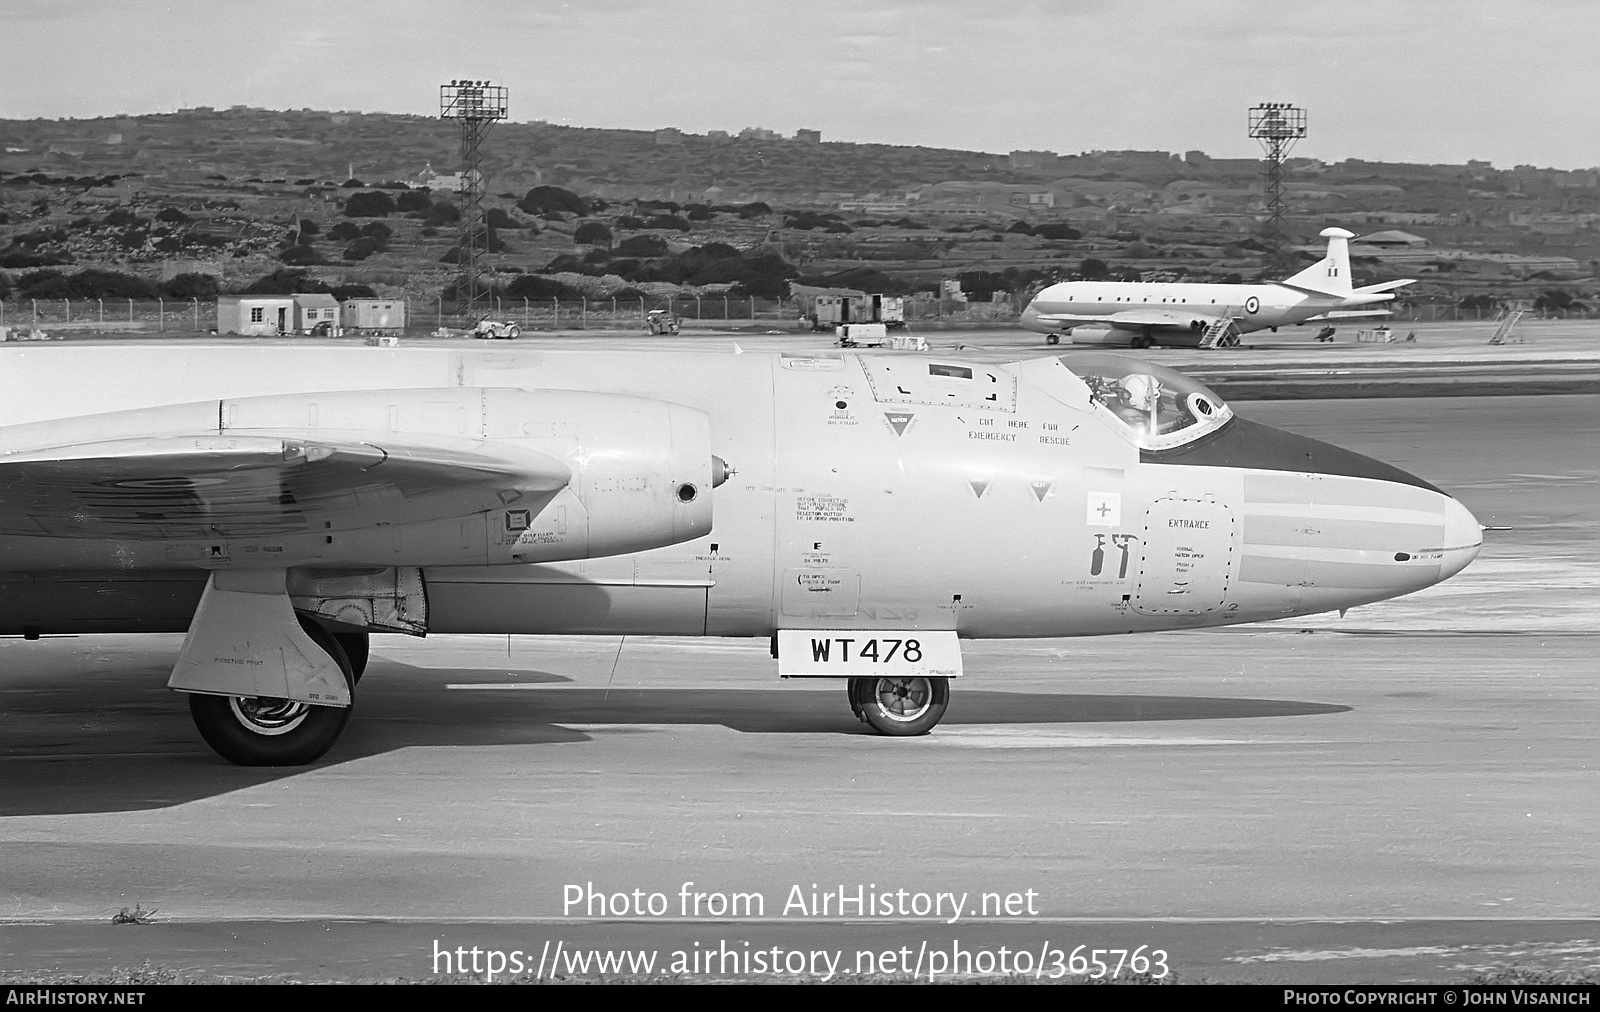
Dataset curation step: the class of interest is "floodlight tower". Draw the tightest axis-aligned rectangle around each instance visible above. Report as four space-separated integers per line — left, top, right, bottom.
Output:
440 79 508 318
1248 102 1306 265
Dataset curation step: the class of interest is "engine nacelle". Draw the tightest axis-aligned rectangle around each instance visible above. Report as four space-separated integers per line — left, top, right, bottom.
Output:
478 389 715 562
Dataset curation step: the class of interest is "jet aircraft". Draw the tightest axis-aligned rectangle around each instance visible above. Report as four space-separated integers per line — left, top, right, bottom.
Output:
0 345 1481 764
1020 227 1413 348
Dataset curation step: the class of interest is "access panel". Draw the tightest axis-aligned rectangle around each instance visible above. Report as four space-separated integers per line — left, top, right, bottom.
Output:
1133 496 1235 616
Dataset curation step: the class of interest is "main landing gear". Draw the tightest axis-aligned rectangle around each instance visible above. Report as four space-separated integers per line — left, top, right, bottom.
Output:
848 676 950 736
188 619 368 767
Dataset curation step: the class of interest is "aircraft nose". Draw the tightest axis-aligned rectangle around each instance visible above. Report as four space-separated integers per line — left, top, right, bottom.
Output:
1439 494 1483 581
1151 416 1483 610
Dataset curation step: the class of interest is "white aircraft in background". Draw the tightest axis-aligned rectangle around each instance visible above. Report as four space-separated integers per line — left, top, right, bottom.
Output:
1020 227 1414 348
0 344 1479 765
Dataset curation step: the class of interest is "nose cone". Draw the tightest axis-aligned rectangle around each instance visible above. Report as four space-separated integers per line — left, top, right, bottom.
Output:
1147 416 1484 613
1019 303 1044 333
1439 494 1483 582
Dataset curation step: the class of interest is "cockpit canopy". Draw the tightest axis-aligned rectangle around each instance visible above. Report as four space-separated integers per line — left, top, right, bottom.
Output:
1060 353 1233 451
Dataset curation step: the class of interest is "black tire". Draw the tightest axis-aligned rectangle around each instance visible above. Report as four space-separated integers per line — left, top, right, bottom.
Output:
849 676 949 736
189 616 354 766
1130 335 1151 349
1045 334 1060 346
507 325 521 339
333 631 369 682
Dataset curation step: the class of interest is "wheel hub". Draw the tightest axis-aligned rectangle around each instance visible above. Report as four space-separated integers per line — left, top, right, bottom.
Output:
228 696 311 736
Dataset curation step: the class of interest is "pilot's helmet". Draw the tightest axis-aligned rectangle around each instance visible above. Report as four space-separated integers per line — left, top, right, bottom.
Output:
1119 373 1161 411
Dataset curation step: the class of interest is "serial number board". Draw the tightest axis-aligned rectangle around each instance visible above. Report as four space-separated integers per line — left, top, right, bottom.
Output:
777 630 963 679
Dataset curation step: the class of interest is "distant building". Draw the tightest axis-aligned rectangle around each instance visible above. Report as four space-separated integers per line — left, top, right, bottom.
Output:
738 127 781 142
294 293 341 332
654 128 685 146
794 129 821 145
1353 229 1429 248
344 298 407 331
706 130 731 145
1009 150 1058 170
217 294 342 336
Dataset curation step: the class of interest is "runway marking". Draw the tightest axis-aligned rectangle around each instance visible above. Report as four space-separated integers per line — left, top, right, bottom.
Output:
930 728 1286 748
1230 939 1600 964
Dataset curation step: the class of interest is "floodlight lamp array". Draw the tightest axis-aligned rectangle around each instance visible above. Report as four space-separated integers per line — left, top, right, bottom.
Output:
440 81 508 121
1248 103 1307 140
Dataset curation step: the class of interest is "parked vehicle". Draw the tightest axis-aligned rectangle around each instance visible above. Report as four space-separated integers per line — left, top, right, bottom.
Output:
472 320 521 340
646 310 681 336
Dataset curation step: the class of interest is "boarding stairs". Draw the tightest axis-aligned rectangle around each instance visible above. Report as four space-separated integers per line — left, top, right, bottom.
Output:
1488 302 1530 345
1198 314 1240 349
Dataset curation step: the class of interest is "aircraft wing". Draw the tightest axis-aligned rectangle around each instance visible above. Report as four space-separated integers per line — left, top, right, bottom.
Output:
1028 309 1202 330
0 433 570 540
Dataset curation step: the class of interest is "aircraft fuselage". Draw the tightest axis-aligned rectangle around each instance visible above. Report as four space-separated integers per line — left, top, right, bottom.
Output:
0 345 1479 642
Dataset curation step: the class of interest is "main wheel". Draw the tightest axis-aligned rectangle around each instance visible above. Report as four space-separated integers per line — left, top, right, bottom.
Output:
189 616 354 766
849 676 949 736
1131 334 1152 349
333 631 369 682
1045 333 1061 346
507 325 521 339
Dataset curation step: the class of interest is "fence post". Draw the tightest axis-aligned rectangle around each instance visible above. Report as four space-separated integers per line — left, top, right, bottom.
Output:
724 295 729 320
99 298 104 329
128 299 133 325
158 298 164 332
65 298 71 323
553 298 559 328
611 297 617 319
581 297 586 329
192 298 199 331
640 296 645 324
749 295 754 319
33 299 38 325
523 298 528 325
696 296 701 320
437 294 443 325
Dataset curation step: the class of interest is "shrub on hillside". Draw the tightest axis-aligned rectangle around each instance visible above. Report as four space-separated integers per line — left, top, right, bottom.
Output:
16 268 159 300
738 202 772 218
239 269 330 295
1032 223 1081 240
160 272 220 299
516 185 587 216
423 202 460 226
344 190 396 217
343 237 382 261
156 207 190 224
573 221 613 246
279 243 326 266
327 221 362 242
615 234 668 258
484 207 519 229
341 178 367 188
396 189 433 213
644 214 690 232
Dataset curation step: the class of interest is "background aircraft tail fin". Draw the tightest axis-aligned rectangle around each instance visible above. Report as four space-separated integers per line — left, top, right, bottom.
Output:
1281 227 1355 296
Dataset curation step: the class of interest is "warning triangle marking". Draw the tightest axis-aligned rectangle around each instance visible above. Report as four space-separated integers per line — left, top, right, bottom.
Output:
968 478 990 499
1030 480 1052 502
884 412 914 436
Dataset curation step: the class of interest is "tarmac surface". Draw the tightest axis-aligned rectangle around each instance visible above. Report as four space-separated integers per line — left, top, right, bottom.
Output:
0 338 1596 982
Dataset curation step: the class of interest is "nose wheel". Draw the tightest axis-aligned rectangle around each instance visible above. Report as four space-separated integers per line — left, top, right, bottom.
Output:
848 676 949 736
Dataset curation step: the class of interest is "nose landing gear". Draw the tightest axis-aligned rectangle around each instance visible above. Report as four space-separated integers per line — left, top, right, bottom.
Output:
848 676 950 736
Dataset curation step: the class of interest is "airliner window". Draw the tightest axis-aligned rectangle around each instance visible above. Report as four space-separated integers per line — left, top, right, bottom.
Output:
928 364 972 379
1066 353 1233 451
